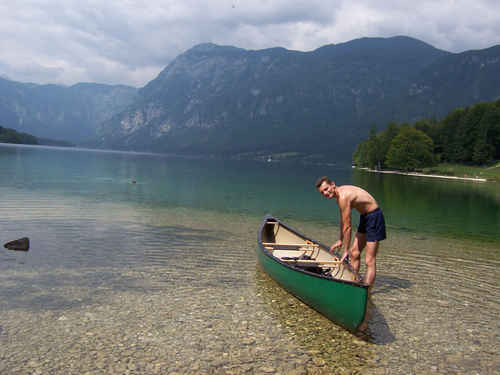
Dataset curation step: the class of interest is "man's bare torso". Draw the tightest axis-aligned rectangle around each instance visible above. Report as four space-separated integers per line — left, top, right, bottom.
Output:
336 185 379 215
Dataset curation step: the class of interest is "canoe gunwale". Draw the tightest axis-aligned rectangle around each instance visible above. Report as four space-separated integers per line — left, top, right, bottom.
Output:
258 215 369 289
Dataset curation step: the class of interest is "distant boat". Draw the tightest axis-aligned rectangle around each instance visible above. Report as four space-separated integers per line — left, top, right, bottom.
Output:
257 216 368 331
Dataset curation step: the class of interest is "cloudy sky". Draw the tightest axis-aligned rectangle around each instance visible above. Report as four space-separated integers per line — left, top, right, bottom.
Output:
1 0 499 87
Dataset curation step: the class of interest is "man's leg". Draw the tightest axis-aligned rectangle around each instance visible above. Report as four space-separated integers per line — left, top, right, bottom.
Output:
349 232 366 273
364 241 379 286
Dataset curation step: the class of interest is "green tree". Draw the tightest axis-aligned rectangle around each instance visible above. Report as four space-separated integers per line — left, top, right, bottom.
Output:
353 139 371 167
440 108 465 162
378 122 401 168
484 104 500 160
472 138 494 164
0 125 38 145
352 140 366 166
354 99 500 169
471 104 500 163
454 102 490 162
414 118 440 149
353 125 385 168
386 127 436 171
366 125 384 169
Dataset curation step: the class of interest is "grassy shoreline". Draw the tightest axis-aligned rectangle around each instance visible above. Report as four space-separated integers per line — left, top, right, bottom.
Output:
355 162 500 182
422 162 500 182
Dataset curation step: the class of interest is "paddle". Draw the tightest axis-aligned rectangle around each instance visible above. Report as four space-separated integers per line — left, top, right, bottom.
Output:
3 237 30 251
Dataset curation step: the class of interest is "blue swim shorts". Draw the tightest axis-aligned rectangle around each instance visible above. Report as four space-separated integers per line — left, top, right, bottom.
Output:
358 208 386 242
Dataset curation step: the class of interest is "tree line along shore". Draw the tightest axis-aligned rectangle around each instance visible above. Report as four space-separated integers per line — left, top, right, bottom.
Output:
0 125 74 147
0 125 38 145
3 97 500 182
352 99 500 182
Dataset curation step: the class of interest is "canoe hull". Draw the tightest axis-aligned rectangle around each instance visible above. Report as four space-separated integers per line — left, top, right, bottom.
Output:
257 216 368 331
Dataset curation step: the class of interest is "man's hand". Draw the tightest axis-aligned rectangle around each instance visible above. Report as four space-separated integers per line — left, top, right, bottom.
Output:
330 240 342 253
340 250 349 263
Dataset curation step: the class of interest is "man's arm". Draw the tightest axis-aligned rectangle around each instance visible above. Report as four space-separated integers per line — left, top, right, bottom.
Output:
330 213 344 251
338 198 352 261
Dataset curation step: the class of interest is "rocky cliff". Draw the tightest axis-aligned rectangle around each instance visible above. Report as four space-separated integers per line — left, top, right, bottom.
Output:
96 36 500 159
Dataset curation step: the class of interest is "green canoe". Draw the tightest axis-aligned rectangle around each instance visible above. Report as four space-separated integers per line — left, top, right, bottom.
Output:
257 216 369 331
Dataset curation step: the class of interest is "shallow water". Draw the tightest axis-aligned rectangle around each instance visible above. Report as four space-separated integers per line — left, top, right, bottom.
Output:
0 144 499 374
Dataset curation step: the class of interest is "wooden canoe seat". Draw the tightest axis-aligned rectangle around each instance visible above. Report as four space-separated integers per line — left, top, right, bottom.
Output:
280 259 341 265
262 242 319 248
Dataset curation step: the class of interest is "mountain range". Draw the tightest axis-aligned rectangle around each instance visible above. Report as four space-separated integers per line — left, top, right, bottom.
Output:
1 36 500 160
0 79 137 142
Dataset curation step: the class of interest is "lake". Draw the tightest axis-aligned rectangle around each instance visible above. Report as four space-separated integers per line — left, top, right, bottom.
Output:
0 143 498 374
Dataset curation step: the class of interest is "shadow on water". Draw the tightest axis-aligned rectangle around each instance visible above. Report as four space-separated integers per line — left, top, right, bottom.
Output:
371 275 413 296
360 301 396 345
254 266 403 348
355 276 413 345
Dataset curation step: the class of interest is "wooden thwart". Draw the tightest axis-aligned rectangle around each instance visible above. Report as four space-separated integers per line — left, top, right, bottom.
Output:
280 259 341 265
262 242 319 247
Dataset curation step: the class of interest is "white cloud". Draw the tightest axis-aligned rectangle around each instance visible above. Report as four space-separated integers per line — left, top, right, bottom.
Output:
1 0 499 87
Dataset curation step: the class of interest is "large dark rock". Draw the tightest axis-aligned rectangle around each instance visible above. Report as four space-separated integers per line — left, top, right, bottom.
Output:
4 237 30 251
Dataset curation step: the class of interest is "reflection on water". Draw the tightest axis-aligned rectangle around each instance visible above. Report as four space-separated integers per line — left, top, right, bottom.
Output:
0 144 499 374
352 170 500 243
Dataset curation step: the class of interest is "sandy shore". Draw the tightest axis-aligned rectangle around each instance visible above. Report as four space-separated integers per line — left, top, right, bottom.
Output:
354 167 488 182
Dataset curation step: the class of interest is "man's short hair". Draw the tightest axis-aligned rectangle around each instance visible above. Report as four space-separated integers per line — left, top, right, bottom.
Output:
315 176 333 188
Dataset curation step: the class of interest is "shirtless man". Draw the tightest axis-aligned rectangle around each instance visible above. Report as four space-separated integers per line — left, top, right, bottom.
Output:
315 176 386 286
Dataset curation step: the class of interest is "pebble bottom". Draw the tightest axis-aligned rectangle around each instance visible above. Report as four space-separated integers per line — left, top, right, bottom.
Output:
0 211 498 374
